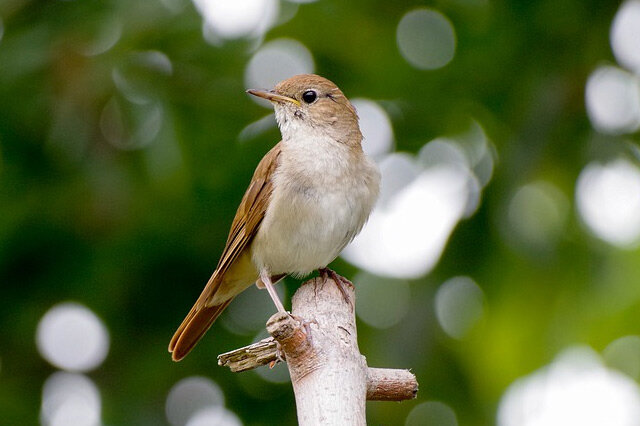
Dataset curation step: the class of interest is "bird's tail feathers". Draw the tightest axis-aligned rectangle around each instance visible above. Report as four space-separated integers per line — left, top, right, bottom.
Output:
168 268 234 361
168 298 233 361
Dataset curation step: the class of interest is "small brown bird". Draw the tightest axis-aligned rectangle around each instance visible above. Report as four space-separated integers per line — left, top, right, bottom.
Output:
169 74 380 361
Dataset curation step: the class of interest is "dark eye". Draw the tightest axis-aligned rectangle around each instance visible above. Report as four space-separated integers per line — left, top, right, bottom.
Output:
302 90 317 104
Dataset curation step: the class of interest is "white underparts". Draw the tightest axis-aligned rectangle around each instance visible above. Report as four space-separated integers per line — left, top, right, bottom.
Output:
251 110 379 277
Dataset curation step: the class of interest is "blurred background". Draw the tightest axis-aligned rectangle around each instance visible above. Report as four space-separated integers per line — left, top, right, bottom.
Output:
1 0 640 424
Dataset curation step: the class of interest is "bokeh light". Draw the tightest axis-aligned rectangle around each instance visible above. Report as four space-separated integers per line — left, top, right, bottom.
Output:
452 121 495 188
585 65 640 134
342 124 493 279
102 51 172 151
376 153 421 206
418 138 467 169
100 97 164 150
222 285 286 335
238 113 278 142
244 38 315 104
112 51 173 105
604 335 640 380
185 406 242 426
417 121 494 210
342 154 470 279
611 1 640 74
135 50 174 76
435 276 484 339
351 98 394 159
397 8 456 70
160 0 187 14
192 0 279 41
165 376 225 426
41 372 101 426
79 17 122 56
497 347 640 426
506 181 569 251
405 401 458 426
36 302 109 372
354 272 410 329
575 159 640 247
417 137 484 217
3 1 638 425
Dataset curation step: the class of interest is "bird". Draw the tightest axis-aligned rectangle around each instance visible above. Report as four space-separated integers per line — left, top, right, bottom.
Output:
169 74 380 361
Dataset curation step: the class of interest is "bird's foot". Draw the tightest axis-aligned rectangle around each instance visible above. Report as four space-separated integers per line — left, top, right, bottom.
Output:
290 314 317 344
318 268 353 306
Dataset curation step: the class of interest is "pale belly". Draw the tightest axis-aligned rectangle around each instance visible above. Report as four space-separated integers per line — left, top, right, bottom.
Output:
251 178 372 277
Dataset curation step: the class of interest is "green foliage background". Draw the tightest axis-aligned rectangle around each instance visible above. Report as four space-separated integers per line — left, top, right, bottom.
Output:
0 0 638 425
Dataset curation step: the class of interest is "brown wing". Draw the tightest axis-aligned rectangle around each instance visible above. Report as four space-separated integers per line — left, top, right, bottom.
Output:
168 143 282 361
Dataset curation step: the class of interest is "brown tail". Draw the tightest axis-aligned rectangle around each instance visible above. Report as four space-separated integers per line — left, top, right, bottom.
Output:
168 298 233 361
169 267 233 361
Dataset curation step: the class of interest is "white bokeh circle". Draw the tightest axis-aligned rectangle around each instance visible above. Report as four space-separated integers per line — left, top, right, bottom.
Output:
585 65 640 134
611 0 640 74
244 38 314 105
36 302 109 372
166 376 225 426
435 276 485 339
342 156 470 279
41 372 101 426
576 159 640 247
192 0 279 40
507 181 569 249
498 347 640 426
397 8 456 70
351 98 394 159
186 406 242 426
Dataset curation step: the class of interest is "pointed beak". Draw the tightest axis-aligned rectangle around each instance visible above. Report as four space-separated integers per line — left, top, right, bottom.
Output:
246 89 301 106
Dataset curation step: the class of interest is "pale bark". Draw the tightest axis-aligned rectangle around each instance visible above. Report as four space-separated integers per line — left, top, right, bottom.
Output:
218 275 418 425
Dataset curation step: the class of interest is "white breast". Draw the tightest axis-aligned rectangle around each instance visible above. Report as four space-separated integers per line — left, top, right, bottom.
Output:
251 134 379 277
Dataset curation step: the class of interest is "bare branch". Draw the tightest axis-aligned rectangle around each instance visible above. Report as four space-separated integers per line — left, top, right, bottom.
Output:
217 337 280 372
366 368 418 401
218 274 418 424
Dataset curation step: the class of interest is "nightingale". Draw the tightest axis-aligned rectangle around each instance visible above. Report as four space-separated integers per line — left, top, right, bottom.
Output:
169 74 380 361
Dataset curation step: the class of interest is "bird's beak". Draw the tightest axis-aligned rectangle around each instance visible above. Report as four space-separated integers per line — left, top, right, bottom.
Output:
246 89 301 106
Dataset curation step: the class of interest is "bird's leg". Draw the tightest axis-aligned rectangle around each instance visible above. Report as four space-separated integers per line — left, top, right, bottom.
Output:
318 267 353 306
255 273 285 289
260 269 287 313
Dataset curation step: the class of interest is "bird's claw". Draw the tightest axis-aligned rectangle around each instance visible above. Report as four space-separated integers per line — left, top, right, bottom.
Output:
289 313 317 344
318 268 353 307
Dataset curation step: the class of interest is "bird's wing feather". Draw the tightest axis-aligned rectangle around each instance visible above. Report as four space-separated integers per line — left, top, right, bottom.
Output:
168 142 282 361
216 141 281 278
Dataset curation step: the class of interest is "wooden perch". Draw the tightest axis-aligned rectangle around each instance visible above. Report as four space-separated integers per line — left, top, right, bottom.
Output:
218 274 418 425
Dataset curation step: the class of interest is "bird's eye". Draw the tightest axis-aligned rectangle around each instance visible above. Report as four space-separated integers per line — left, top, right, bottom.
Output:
302 90 317 104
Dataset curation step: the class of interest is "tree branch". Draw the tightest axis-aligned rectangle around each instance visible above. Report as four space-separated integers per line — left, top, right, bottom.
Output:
217 336 280 372
217 275 418 424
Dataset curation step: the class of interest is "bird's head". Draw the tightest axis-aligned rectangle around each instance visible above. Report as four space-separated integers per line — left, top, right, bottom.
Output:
247 74 362 147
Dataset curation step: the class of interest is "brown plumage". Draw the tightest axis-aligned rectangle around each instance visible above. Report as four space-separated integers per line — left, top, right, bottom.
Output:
169 74 380 362
168 144 281 361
